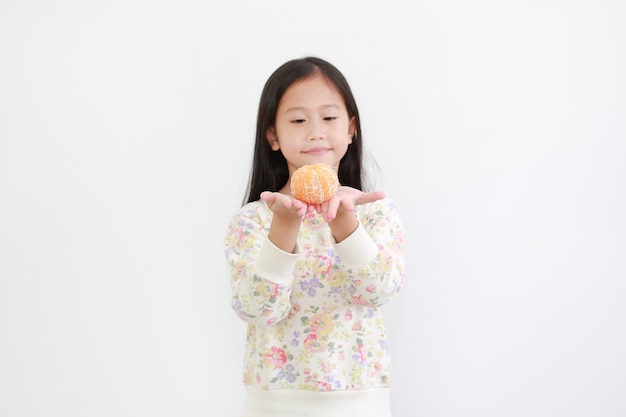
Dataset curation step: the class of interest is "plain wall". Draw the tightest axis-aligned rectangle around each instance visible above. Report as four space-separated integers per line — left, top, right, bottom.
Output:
1 1 625 416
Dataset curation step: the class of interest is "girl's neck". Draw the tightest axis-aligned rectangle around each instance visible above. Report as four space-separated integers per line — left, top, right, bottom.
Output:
279 183 291 195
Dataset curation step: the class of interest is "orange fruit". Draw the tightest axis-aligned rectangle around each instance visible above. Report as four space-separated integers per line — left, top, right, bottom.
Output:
290 163 339 204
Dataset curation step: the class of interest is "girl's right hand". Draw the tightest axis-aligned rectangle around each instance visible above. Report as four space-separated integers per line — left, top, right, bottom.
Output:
260 191 311 218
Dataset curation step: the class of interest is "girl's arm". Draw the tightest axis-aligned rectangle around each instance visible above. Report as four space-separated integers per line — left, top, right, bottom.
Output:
224 195 304 327
263 191 306 253
332 198 405 308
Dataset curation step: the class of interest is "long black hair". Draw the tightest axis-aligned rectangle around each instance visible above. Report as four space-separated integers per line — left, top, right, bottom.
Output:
243 56 364 204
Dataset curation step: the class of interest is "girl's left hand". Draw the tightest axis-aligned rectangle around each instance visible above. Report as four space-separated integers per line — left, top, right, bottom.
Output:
314 186 385 223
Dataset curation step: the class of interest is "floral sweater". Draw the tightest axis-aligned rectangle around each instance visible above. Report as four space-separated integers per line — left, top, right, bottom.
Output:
224 197 405 392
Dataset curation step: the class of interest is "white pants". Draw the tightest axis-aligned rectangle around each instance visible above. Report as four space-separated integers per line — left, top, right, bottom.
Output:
241 386 392 417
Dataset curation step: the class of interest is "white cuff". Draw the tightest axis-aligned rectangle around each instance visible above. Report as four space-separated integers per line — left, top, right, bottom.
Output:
333 222 379 269
254 238 300 285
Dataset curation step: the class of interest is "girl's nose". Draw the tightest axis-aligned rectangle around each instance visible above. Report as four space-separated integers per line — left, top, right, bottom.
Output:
307 120 325 141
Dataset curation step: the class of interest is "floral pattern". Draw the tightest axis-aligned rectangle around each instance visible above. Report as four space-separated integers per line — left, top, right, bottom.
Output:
224 198 405 391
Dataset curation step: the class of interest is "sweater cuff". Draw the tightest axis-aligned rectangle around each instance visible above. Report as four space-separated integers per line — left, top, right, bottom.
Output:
254 238 300 285
333 222 379 269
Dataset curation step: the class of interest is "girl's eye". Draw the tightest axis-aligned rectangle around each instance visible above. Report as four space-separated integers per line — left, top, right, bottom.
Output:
323 116 337 121
292 119 306 124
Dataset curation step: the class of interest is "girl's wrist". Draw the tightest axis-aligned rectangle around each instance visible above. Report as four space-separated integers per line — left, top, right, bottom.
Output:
268 215 302 253
328 211 358 243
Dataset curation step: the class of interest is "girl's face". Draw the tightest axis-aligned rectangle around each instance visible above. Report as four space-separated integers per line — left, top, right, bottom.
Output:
266 73 356 179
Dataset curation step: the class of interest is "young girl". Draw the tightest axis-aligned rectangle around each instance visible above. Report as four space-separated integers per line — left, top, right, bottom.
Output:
224 56 405 417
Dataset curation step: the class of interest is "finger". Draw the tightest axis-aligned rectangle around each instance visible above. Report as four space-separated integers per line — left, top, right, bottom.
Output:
356 191 386 205
341 198 355 212
295 205 307 216
282 198 293 210
260 191 275 202
324 198 342 222
290 197 302 209
289 197 313 216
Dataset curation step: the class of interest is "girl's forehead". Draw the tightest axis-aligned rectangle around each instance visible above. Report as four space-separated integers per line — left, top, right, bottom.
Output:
279 74 344 109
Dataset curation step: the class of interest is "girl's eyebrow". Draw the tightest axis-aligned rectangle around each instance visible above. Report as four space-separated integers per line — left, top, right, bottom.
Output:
284 104 341 113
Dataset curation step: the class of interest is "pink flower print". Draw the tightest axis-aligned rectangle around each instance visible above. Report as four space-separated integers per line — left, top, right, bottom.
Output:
312 256 332 275
262 346 287 370
310 313 334 338
327 270 343 288
303 334 327 353
351 294 366 305
359 345 366 362
268 283 279 298
287 303 301 320
365 284 376 293
317 381 333 391
233 260 246 276
352 344 367 366
344 310 353 321
302 212 325 230
320 374 342 391
257 281 279 299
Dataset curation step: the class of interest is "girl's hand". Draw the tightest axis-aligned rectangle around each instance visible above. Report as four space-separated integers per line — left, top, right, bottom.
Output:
260 191 313 253
260 191 311 218
318 186 385 223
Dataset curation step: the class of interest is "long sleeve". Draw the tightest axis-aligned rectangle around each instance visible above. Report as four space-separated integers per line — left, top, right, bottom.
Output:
224 203 298 326
333 198 405 308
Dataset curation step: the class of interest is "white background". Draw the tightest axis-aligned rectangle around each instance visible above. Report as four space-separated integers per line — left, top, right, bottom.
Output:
1 1 625 416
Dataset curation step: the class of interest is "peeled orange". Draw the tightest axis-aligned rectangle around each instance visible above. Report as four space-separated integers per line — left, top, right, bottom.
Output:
290 163 339 204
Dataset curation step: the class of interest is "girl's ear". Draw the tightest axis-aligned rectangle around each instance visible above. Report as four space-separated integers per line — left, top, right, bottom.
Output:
348 116 356 143
266 127 280 150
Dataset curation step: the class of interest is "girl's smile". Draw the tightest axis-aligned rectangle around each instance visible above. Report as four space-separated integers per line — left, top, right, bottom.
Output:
303 147 331 155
